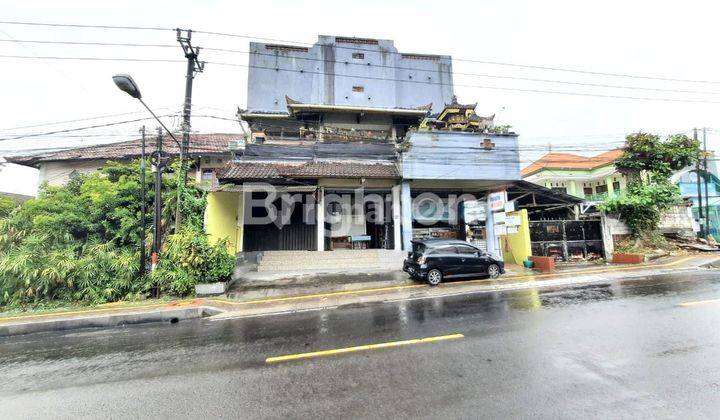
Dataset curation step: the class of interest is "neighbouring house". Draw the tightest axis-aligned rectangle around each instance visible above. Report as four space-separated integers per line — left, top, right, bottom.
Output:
0 157 37 202
517 150 633 261
521 150 627 202
7 133 242 188
672 161 720 239
522 148 697 257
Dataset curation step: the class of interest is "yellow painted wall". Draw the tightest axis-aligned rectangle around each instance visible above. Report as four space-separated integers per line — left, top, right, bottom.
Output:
501 209 531 265
205 191 241 253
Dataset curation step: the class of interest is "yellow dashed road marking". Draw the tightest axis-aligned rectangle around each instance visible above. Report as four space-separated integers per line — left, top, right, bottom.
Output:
265 333 464 363
678 298 720 307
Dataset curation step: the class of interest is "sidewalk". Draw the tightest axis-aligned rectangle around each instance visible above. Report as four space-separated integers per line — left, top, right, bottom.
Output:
1 254 717 337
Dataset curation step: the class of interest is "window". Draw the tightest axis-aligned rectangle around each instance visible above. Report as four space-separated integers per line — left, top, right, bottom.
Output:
201 169 215 182
456 244 478 255
433 245 458 255
583 187 593 196
352 52 364 59
352 86 364 92
613 181 621 191
551 187 567 193
596 184 608 194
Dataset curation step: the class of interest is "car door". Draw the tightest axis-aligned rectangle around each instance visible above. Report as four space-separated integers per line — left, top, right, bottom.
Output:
455 244 487 276
429 245 462 276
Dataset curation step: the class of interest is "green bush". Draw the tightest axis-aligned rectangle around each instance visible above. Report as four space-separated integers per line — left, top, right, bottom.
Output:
0 161 234 308
601 132 699 239
599 182 681 236
149 227 235 296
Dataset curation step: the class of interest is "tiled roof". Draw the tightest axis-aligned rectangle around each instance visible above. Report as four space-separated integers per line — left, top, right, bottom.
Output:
219 160 399 180
221 162 299 179
7 133 241 167
521 149 624 177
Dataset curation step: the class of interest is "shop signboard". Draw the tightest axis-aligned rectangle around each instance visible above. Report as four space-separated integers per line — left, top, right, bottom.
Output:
488 191 507 212
505 214 521 227
463 200 486 223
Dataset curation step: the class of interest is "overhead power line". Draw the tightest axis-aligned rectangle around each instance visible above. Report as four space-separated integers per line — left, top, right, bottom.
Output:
0 107 178 131
0 39 177 48
2 20 720 85
208 61 720 105
0 20 172 31
191 29 720 86
0 114 177 141
0 54 183 63
5 39 717 96
2 53 720 104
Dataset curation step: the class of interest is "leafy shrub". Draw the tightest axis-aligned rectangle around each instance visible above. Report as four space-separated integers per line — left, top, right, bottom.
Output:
0 161 231 308
599 181 681 236
149 226 235 296
601 132 699 239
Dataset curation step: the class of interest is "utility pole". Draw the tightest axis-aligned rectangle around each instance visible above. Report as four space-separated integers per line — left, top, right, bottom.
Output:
176 28 205 229
694 128 704 236
152 127 164 274
703 127 710 236
139 126 147 277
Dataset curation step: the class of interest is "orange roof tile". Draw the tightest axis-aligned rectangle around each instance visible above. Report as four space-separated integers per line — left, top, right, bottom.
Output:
7 133 240 167
521 149 624 177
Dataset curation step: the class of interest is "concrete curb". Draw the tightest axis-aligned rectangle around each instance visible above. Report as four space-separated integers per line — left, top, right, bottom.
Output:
0 306 222 337
208 263 717 322
1 255 716 338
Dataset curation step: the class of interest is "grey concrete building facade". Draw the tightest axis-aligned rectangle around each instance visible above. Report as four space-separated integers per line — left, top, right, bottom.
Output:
247 35 454 113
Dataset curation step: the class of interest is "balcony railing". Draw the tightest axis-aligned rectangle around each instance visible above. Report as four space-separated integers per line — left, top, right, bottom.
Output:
585 190 623 202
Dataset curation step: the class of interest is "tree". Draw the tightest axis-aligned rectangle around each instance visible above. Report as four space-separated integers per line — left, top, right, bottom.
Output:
600 132 700 240
614 132 699 181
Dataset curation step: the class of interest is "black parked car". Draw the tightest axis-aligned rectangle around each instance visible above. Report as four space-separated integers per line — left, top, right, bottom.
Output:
403 239 505 286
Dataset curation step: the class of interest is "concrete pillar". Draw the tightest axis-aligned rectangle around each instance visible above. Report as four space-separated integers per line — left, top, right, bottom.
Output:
568 180 579 197
316 187 325 251
600 212 614 260
485 196 497 257
392 184 402 251
401 181 412 251
605 176 615 196
237 191 247 252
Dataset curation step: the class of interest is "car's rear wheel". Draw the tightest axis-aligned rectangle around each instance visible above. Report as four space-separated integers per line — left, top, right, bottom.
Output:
487 264 501 279
427 269 443 286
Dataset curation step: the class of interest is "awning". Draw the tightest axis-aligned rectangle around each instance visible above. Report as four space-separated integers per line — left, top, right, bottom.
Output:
209 184 317 193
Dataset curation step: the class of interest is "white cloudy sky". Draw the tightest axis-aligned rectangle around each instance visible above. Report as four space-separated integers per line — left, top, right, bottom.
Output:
1 0 719 189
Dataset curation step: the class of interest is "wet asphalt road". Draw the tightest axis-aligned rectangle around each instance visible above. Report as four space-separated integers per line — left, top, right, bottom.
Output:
2 270 720 419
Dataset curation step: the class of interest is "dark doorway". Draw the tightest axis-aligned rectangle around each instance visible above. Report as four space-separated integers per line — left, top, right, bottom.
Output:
243 191 317 251
364 195 394 249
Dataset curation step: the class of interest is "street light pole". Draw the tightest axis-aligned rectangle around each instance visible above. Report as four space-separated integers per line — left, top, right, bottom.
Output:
694 128 704 236
112 75 185 288
112 74 184 234
703 127 710 237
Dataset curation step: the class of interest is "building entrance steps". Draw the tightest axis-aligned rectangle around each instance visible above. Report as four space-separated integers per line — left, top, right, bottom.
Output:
255 249 406 272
